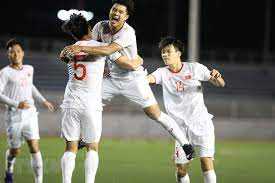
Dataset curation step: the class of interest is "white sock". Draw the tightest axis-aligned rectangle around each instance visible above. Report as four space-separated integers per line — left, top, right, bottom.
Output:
176 173 190 183
157 112 189 145
85 150 99 183
203 170 216 183
5 149 16 173
61 151 76 183
31 151 43 183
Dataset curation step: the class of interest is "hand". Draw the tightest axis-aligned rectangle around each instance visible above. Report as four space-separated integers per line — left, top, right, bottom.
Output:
65 45 82 55
210 69 222 79
132 55 143 70
43 101 55 112
18 101 31 109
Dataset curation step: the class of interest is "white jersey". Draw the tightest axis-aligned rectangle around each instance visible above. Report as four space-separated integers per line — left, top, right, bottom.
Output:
92 20 145 79
0 65 35 108
152 62 214 135
61 39 120 110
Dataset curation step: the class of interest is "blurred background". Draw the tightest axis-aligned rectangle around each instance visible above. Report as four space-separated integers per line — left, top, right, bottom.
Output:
0 0 274 182
0 0 274 139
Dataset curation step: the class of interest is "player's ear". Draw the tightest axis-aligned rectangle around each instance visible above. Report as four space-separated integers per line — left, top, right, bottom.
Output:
125 14 129 21
177 51 182 57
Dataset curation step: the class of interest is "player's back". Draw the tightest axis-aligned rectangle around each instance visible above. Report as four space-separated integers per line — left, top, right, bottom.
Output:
61 40 106 110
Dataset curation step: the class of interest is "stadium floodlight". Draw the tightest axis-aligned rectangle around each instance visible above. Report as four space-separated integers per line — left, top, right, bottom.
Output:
57 9 94 21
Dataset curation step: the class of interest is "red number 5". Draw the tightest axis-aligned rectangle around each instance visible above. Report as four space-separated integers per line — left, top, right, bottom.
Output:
73 62 87 80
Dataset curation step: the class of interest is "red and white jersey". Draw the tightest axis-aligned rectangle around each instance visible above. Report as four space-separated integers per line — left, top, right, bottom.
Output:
152 62 214 135
61 39 120 110
0 65 35 107
92 21 145 79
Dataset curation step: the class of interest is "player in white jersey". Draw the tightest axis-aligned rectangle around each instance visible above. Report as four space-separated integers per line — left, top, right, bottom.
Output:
62 0 195 158
147 37 225 183
59 14 143 183
0 39 55 183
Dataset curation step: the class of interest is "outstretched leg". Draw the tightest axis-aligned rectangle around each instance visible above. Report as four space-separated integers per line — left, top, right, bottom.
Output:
144 104 195 159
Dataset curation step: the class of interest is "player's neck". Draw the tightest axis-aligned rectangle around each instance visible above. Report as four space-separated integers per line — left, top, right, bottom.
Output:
109 22 125 34
168 61 183 73
10 63 23 70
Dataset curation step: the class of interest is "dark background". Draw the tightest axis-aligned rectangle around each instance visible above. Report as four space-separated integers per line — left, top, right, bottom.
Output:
0 0 274 56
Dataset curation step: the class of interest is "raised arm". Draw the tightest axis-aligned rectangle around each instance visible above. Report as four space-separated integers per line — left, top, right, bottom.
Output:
63 42 122 57
208 69 225 87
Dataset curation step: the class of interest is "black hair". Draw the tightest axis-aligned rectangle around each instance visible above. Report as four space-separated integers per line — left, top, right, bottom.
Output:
112 0 135 16
62 14 90 40
6 38 23 50
158 36 184 53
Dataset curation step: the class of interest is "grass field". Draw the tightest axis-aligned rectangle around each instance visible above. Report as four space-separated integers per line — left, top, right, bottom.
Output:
0 138 274 183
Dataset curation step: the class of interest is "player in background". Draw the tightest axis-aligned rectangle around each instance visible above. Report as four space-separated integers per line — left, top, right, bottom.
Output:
59 13 143 183
0 39 55 183
62 0 194 158
147 37 225 183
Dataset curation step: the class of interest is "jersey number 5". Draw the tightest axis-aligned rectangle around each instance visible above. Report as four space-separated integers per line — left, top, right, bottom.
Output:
73 62 87 80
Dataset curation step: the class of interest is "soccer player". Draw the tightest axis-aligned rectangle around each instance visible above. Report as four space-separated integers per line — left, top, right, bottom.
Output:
62 0 194 157
147 37 225 183
0 38 55 183
59 13 143 183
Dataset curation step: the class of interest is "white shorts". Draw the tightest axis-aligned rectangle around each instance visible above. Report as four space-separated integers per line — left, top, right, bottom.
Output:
5 108 39 149
61 108 102 143
174 123 215 164
102 75 157 108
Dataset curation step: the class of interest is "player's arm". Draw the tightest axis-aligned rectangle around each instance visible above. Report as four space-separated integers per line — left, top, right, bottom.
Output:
208 69 225 87
32 85 55 111
115 55 143 70
63 42 122 57
147 74 156 84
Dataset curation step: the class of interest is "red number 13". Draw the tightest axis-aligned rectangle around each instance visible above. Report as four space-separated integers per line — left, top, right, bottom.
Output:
73 62 87 80
175 81 184 92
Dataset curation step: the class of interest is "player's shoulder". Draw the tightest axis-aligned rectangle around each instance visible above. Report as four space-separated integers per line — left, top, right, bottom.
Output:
122 23 135 34
23 64 34 70
185 61 205 68
94 20 109 30
0 65 10 75
155 66 168 73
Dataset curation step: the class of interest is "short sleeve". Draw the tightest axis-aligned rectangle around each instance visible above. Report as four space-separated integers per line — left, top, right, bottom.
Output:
92 22 101 41
151 68 163 85
192 62 211 81
113 29 135 48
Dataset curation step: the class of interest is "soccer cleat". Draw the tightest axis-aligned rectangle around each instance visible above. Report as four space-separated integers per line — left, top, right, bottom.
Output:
182 144 195 160
78 139 86 150
4 171 13 183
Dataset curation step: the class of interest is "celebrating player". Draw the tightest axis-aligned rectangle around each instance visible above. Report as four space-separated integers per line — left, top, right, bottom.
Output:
59 13 143 183
147 36 225 183
62 0 194 158
0 38 55 183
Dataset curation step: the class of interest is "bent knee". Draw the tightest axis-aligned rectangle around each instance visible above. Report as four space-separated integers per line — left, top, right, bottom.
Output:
86 143 99 152
10 148 21 156
176 164 188 177
143 105 161 120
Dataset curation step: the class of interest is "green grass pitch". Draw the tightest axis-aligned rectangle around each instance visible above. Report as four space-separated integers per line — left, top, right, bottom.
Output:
0 137 274 182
